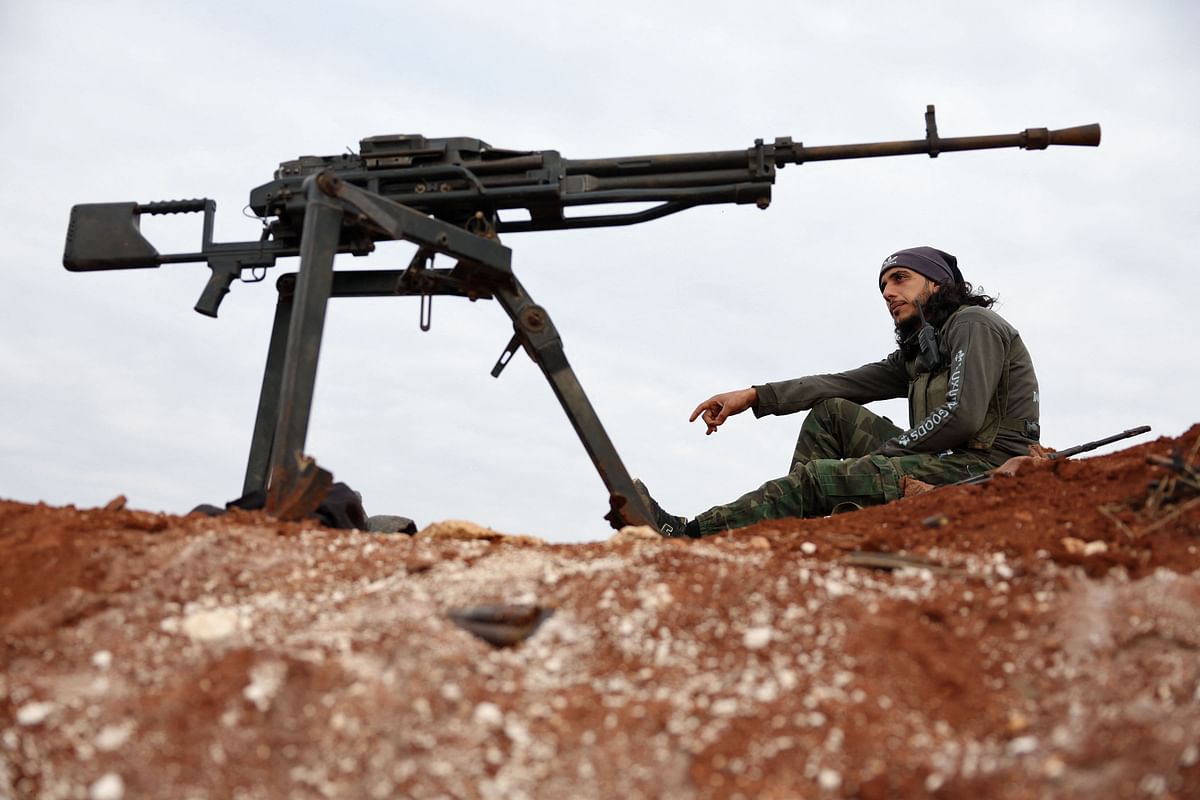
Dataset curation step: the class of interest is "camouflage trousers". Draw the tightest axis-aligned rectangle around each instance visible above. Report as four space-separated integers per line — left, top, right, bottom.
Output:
693 398 994 536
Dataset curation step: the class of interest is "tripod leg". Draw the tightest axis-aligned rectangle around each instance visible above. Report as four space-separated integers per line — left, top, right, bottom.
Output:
492 276 655 530
263 183 341 516
242 275 296 497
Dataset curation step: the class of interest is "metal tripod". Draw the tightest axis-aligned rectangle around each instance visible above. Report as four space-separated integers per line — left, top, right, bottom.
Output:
238 171 655 530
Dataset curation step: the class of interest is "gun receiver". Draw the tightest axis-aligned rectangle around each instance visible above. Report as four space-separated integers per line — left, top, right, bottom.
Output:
61 105 1101 530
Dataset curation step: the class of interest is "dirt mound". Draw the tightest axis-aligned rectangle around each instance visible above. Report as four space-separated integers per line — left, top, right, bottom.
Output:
2 427 1199 799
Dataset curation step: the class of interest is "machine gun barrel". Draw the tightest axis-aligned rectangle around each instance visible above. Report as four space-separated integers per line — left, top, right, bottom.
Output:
563 112 1099 178
795 123 1101 161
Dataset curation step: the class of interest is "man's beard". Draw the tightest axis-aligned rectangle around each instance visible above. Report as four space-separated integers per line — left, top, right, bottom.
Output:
895 316 924 361
894 288 935 360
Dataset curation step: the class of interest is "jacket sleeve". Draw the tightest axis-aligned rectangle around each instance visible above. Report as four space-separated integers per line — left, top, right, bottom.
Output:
753 350 909 417
876 312 1008 455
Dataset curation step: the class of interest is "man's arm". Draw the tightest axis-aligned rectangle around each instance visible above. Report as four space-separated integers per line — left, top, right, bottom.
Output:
690 352 909 435
753 352 910 417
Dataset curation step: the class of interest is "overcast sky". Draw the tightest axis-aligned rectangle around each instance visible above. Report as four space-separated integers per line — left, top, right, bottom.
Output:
2 1 1197 542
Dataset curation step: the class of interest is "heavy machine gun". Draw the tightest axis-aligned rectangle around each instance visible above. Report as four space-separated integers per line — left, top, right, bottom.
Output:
62 106 1101 529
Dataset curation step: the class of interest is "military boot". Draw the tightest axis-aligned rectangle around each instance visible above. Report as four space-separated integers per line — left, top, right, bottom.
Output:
633 479 691 538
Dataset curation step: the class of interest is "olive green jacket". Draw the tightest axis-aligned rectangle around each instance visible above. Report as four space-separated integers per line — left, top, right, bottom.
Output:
753 306 1040 464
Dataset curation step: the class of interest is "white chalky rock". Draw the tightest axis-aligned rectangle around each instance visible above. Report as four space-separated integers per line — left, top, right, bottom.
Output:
90 772 125 800
743 627 773 650
1007 735 1039 756
801 542 817 555
91 650 113 670
243 661 287 711
473 702 504 729
711 698 739 717
16 701 56 726
94 721 135 752
181 608 239 641
818 768 842 790
824 578 849 598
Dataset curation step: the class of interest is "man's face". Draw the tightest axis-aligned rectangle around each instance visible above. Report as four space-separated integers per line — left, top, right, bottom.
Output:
880 267 938 324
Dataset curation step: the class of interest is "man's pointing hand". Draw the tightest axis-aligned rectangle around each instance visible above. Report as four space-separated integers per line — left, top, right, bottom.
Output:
689 387 758 435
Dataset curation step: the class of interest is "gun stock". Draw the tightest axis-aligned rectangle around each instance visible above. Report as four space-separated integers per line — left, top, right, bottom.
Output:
63 198 217 271
64 203 162 270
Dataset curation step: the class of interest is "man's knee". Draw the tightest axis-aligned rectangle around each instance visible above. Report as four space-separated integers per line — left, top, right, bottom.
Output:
809 397 859 423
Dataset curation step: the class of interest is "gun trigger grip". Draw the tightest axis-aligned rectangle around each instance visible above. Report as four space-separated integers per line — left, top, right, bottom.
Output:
491 334 522 378
194 265 238 318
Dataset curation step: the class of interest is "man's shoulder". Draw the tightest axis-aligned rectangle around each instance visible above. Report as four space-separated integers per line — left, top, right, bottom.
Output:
946 305 1015 332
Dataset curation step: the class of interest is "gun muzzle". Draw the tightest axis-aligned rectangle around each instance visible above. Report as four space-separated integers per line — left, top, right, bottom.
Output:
1022 124 1102 150
1050 123 1101 146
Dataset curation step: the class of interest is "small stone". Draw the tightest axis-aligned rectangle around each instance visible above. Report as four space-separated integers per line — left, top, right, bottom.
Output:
1062 537 1107 556
91 651 113 670
1042 754 1066 779
1007 710 1028 733
94 722 135 752
103 495 127 512
473 702 504 729
90 772 124 800
711 698 739 717
243 661 287 711
609 525 661 544
800 542 817 555
817 768 842 790
922 514 949 528
1140 773 1167 796
743 627 773 650
181 608 240 641
16 701 56 726
366 514 417 534
748 536 771 550
1007 735 1039 756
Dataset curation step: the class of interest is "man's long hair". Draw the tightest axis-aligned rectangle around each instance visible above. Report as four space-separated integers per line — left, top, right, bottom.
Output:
896 280 997 360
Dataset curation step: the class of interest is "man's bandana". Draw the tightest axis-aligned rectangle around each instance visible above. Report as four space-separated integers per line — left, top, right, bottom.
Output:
879 246 963 290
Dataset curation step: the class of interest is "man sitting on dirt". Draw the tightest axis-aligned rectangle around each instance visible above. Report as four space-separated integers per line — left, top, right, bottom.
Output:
638 246 1042 538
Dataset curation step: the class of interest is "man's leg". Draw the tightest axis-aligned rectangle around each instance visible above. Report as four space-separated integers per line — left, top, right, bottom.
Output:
791 398 903 467
694 449 992 536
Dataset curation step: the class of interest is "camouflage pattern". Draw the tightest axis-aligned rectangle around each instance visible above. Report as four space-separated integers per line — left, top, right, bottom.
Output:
694 398 993 536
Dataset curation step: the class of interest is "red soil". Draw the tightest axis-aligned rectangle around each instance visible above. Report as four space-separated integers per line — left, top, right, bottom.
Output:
2 426 1198 799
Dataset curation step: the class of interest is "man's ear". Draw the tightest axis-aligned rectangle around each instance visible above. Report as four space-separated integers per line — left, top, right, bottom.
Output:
929 280 942 294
